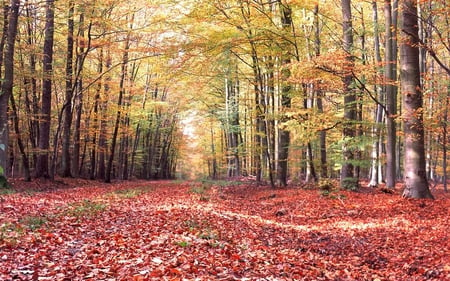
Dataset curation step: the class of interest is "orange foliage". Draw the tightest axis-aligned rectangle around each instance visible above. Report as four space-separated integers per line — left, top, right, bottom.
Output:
0 179 448 280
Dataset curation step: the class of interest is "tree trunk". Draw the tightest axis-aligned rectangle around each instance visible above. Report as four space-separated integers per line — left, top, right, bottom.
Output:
385 0 397 188
10 92 31 181
105 26 131 182
0 0 20 184
35 0 54 179
276 1 292 187
71 13 88 178
443 84 449 192
97 50 111 180
61 0 74 177
225 72 241 178
313 3 327 179
210 122 218 179
369 0 384 187
401 0 433 199
340 0 358 190
22 2 39 166
0 3 9 184
89 49 103 179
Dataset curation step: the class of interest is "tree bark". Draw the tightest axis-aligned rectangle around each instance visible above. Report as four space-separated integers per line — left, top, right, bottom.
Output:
369 0 384 187
35 0 54 178
313 3 327 179
22 2 39 166
340 0 358 190
71 13 88 178
97 50 111 180
105 24 131 182
276 1 292 187
0 0 20 184
385 0 397 188
61 0 74 177
401 0 433 199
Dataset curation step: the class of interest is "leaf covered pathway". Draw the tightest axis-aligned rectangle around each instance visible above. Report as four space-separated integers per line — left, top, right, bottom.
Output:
1 179 449 280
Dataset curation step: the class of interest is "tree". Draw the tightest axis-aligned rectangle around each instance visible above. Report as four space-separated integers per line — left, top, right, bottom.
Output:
35 0 55 178
340 0 358 190
368 0 384 188
0 0 20 185
401 0 433 199
61 0 74 177
385 0 398 189
314 3 327 179
105 13 133 183
276 0 293 187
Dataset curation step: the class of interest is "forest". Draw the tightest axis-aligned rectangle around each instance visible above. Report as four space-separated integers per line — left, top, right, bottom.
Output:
0 0 449 279
0 0 449 197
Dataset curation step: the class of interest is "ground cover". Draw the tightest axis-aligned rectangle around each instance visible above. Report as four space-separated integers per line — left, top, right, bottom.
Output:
0 178 449 280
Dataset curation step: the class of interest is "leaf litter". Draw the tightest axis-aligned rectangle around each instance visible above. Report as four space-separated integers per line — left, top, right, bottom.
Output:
0 178 448 280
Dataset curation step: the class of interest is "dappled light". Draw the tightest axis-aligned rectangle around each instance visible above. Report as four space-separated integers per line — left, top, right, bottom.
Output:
0 0 449 279
1 179 448 280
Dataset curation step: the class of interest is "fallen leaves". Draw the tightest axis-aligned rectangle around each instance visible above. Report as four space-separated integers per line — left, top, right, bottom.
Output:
0 179 449 280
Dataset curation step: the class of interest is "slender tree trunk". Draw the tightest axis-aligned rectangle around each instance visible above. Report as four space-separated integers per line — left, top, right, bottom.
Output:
369 0 384 187
252 55 263 183
225 73 241 178
401 0 433 199
276 1 292 187
340 0 358 190
210 121 218 179
385 0 397 188
0 0 20 184
105 28 131 183
71 13 87 178
89 50 103 179
0 3 9 184
442 88 448 192
392 0 401 181
10 93 31 181
120 108 130 180
61 0 74 177
313 3 327 179
22 2 39 166
35 0 54 179
97 50 111 180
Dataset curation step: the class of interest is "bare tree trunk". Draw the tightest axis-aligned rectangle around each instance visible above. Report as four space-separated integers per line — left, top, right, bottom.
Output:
97 50 111 180
368 0 384 187
61 0 74 177
71 13 88 178
276 1 293 187
313 3 327 179
0 3 9 184
0 0 20 184
10 92 31 181
35 0 54 179
225 71 241 178
401 0 433 199
385 0 397 188
89 50 103 179
392 0 401 182
22 2 39 167
210 121 218 179
442 87 448 192
105 22 131 182
340 0 358 190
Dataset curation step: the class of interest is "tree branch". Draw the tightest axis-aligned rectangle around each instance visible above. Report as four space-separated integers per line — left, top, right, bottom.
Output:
402 28 450 76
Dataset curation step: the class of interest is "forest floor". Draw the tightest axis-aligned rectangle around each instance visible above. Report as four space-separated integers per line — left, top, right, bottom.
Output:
0 178 449 281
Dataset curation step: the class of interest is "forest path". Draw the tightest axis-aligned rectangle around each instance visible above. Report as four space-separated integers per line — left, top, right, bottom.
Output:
1 179 449 280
